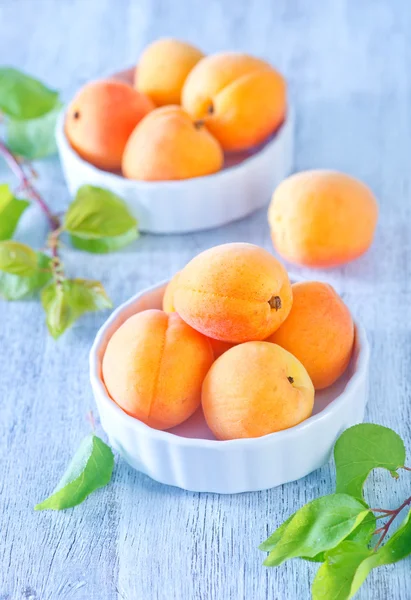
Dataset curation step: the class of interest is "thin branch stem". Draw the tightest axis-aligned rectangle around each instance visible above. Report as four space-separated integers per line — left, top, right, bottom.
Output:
0 139 60 231
373 494 411 551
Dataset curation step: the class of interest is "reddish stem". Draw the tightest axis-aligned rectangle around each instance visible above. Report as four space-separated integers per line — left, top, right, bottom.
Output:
373 494 411 550
0 139 60 231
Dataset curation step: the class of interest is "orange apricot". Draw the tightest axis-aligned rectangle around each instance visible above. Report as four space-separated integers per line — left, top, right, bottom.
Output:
268 170 378 268
102 309 214 430
162 273 235 358
65 79 154 171
182 52 286 151
173 243 292 343
137 38 204 106
266 281 354 389
122 106 223 181
202 341 314 440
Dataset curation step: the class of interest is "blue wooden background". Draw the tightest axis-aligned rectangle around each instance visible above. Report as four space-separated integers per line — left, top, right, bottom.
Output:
1 1 411 599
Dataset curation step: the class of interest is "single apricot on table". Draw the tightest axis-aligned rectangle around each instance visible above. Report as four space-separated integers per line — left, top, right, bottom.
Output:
137 38 204 106
267 281 354 389
162 272 235 358
202 341 314 440
102 309 214 430
65 79 154 171
182 52 287 151
173 243 293 343
122 106 223 181
268 170 378 268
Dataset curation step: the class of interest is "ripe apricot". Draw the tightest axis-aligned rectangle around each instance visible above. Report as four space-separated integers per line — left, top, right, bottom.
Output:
102 309 214 430
267 282 354 389
65 80 154 171
202 342 314 440
122 106 223 181
182 52 286 151
162 273 235 358
137 38 204 106
173 243 292 343
268 170 378 268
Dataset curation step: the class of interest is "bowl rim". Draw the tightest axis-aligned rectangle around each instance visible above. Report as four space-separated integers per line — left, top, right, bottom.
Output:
89 277 370 449
55 106 294 189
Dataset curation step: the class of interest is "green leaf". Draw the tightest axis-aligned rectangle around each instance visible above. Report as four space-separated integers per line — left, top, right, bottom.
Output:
0 183 29 240
350 509 411 598
0 67 59 119
69 226 138 254
64 185 137 239
6 102 62 159
335 424 406 499
41 278 112 338
313 510 411 600
0 251 52 299
261 494 370 567
0 240 38 275
312 541 372 600
34 434 114 510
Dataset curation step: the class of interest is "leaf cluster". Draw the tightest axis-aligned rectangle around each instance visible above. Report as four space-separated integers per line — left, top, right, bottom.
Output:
0 67 62 158
260 424 411 599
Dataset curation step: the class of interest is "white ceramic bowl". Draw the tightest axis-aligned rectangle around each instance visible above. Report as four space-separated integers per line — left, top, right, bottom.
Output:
89 279 370 494
56 109 294 234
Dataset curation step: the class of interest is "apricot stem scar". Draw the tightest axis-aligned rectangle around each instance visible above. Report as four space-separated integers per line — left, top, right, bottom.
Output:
268 295 282 310
287 376 294 384
73 111 80 119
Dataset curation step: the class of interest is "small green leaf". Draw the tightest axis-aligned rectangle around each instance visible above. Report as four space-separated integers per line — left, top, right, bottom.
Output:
0 240 38 275
0 67 59 119
67 279 113 314
6 102 62 159
0 183 29 240
0 251 52 299
334 424 406 499
70 226 138 254
41 281 74 339
312 541 372 600
64 185 137 239
262 494 369 567
350 509 411 598
34 434 114 510
41 278 112 338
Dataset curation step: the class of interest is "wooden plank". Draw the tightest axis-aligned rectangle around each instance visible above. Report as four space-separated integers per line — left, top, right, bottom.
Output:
1 0 411 598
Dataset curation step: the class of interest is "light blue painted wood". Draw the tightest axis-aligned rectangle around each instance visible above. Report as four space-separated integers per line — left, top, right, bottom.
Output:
1 1 411 598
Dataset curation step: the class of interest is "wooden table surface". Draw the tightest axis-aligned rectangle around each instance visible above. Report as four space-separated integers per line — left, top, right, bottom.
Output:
1 1 411 599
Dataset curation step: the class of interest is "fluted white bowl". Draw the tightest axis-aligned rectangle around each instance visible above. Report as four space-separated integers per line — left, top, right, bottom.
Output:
90 279 369 494
56 109 294 234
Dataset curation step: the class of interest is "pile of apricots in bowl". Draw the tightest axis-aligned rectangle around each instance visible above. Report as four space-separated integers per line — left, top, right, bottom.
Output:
64 38 287 180
102 242 360 441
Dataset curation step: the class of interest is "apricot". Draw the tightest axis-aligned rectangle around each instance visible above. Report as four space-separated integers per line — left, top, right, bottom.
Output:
122 106 223 181
268 170 378 268
162 273 235 358
182 52 286 151
202 342 314 440
173 243 292 343
137 38 204 106
102 309 214 430
267 281 354 389
65 80 154 171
